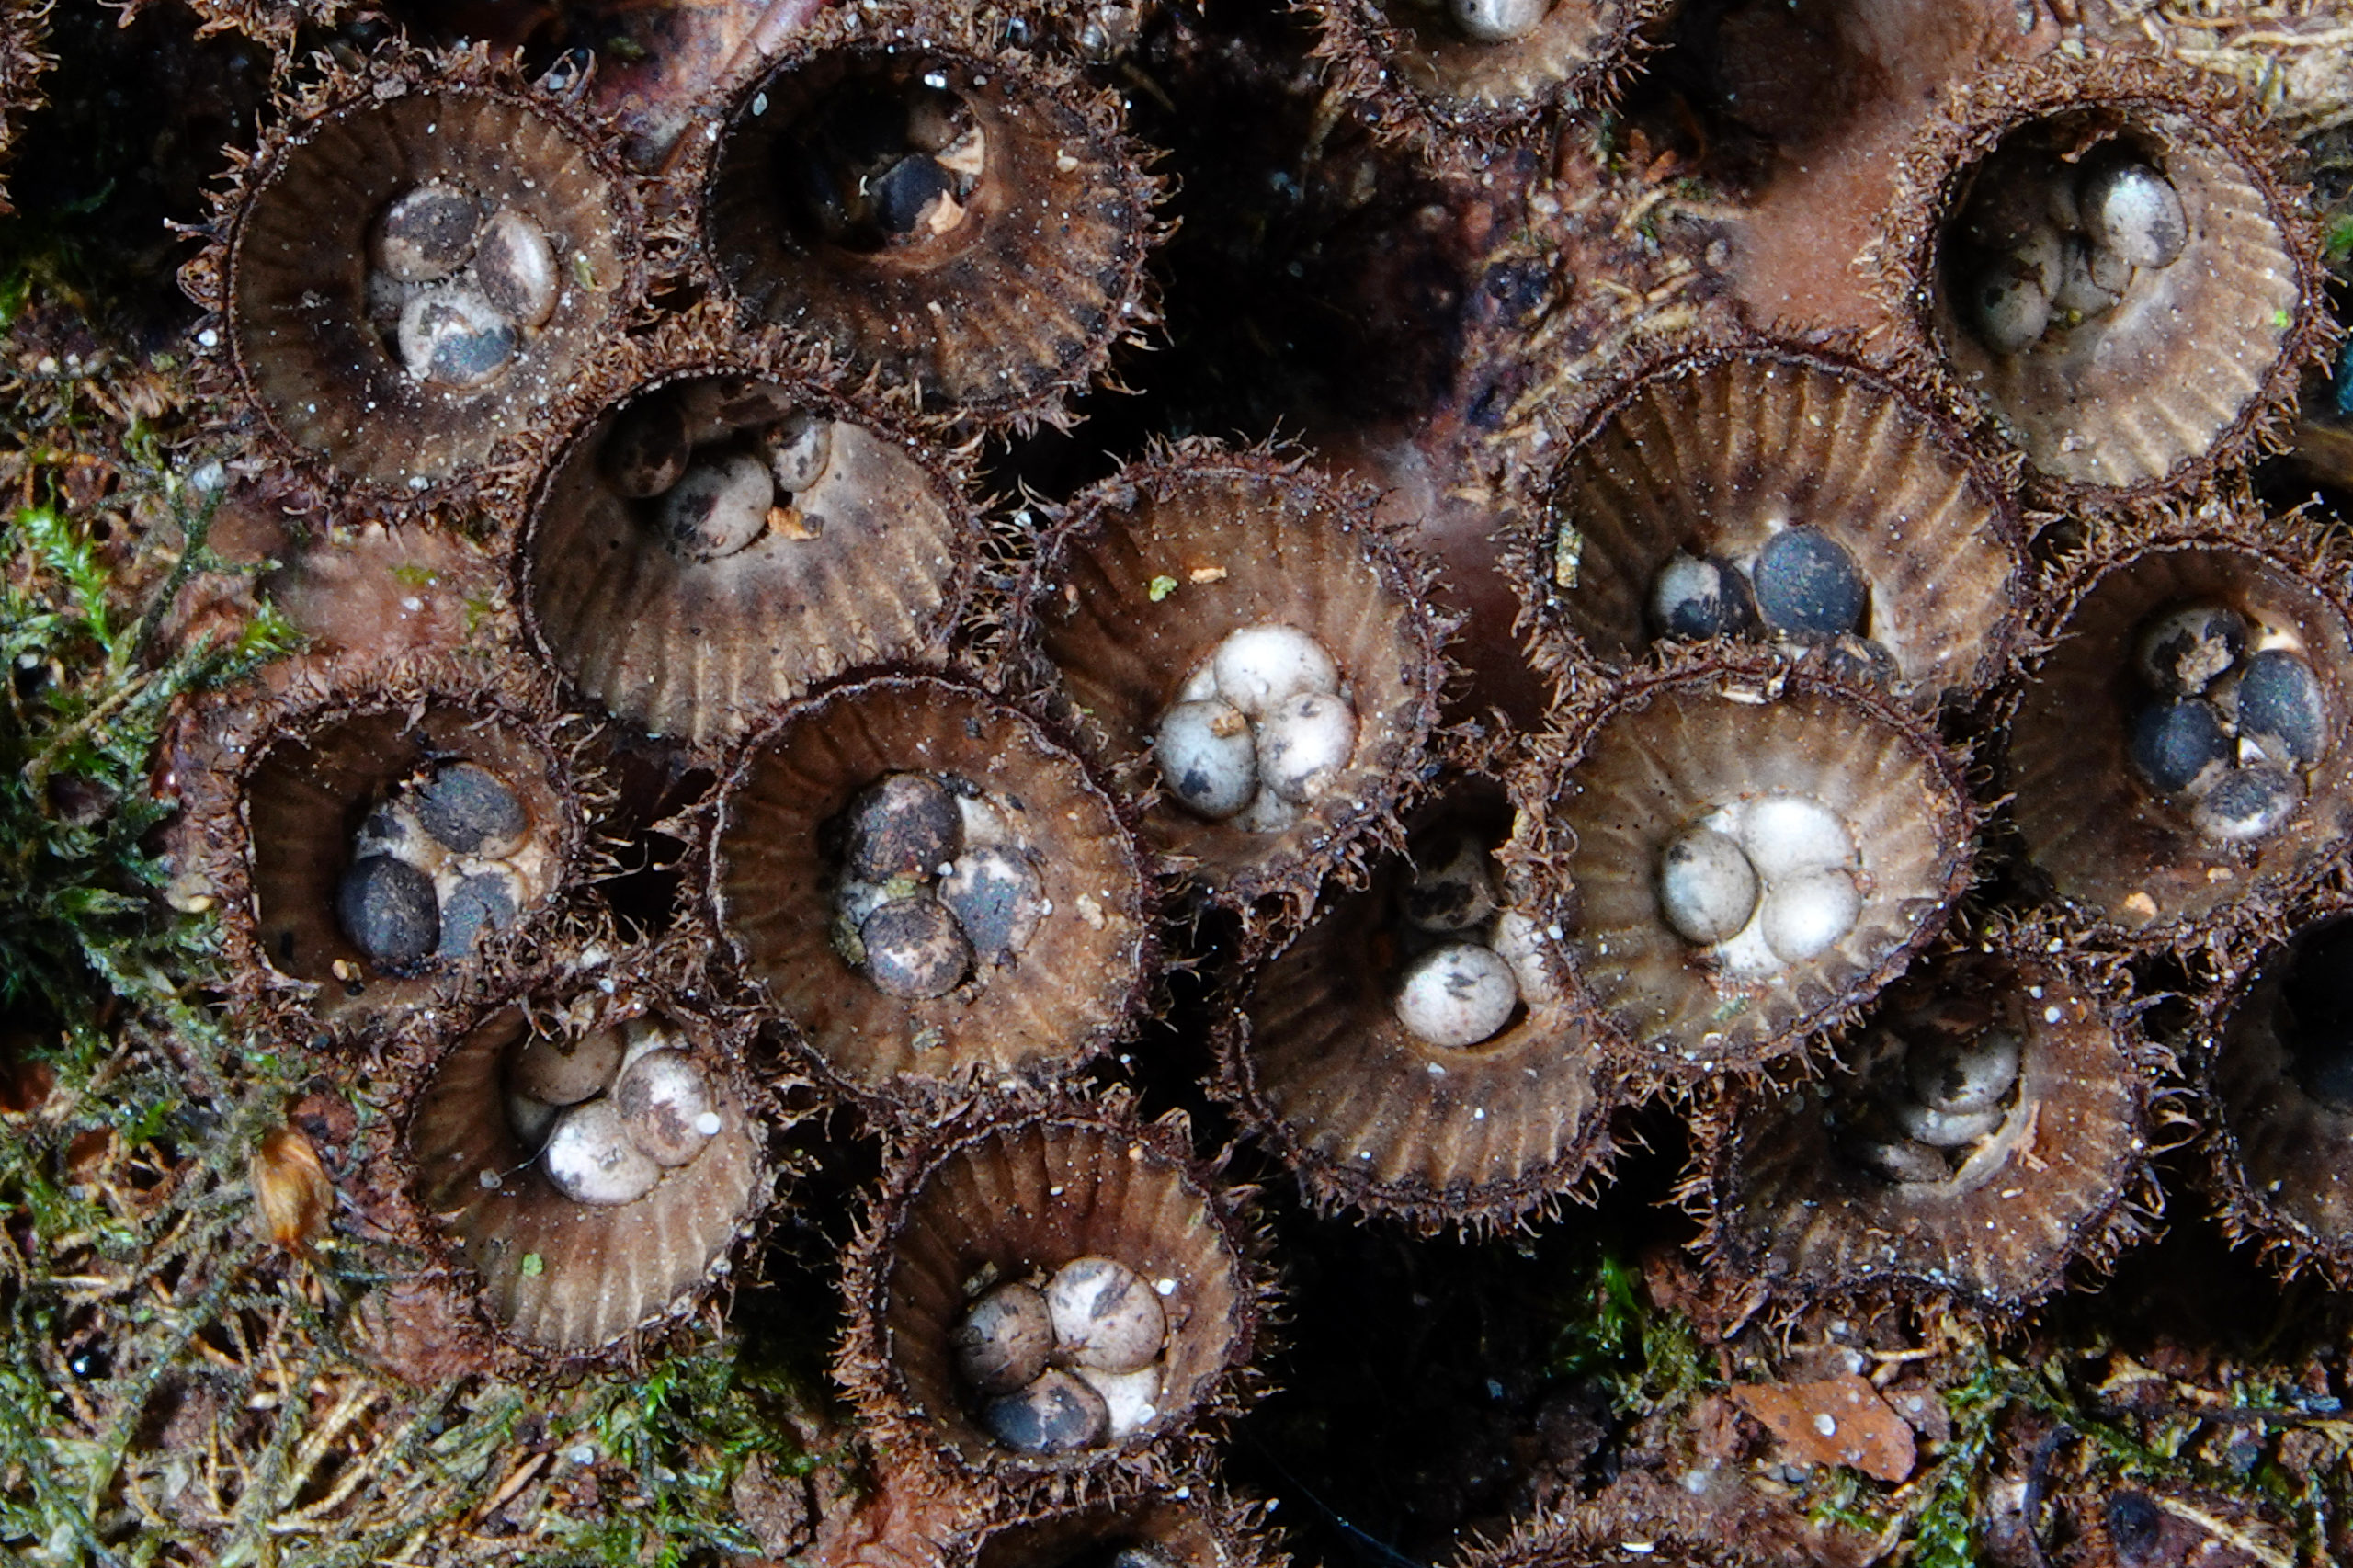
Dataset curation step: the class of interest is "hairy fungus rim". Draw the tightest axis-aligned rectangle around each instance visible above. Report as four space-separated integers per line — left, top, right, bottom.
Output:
1509 329 2032 710
1870 51 2336 510
1004 437 1452 940
703 667 1163 1114
835 1088 1278 1506
687 8 1167 436
182 40 650 518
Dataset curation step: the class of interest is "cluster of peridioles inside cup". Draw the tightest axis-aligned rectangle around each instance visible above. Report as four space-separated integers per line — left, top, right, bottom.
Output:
156 0 2353 1555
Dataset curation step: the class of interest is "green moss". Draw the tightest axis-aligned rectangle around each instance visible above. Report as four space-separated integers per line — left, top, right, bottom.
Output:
0 332 321 1563
2324 213 2353 267
538 1343 839 1568
1544 1249 1719 1417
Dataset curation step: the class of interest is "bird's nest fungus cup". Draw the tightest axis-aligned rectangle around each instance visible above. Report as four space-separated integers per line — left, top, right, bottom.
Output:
1695 934 2165 1313
191 45 643 503
710 672 1154 1105
954 1489 1285 1568
2004 507 2353 949
1539 649 1975 1083
1882 53 2328 501
1213 758 1619 1232
381 955 778 1365
1012 449 1447 923
700 25 1159 426
1522 339 2027 710
520 354 979 753
2202 906 2353 1287
839 1098 1268 1496
1308 0 1677 139
189 665 594 1040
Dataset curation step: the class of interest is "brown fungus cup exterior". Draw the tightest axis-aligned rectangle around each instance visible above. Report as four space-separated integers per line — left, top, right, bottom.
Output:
1538 647 1976 1085
1877 52 2329 504
183 42 644 507
1453 1486 1790 1568
2200 900 2353 1289
371 944 780 1371
699 17 1160 428
2003 505 2353 951
1519 336 2028 710
709 671 1154 1107
1010 445 1448 926
837 1095 1270 1501
517 326 981 755
1693 932 2166 1315
952 1488 1287 1568
176 658 594 1044
1305 0 1677 144
1211 752 1622 1233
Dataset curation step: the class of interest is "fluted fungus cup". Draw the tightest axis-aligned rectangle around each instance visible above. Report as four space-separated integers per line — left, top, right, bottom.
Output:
838 1099 1267 1495
1214 763 1619 1232
521 360 977 752
702 26 1158 426
389 965 775 1365
1884 54 2326 500
190 665 590 1040
1540 650 1975 1083
2005 510 2353 948
955 1490 1284 1568
710 673 1154 1104
1308 0 1679 137
1697 936 2161 1312
2204 909 2353 1287
195 46 642 501
1013 448 1446 924
1525 341 2026 709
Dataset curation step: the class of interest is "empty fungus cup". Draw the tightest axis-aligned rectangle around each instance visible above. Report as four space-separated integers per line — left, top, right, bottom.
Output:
838 1098 1267 1494
702 32 1158 424
522 367 977 752
710 673 1154 1103
1541 648 1975 1082
1528 340 2026 708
